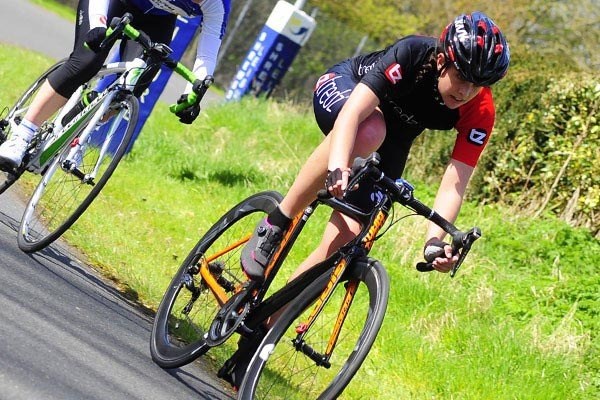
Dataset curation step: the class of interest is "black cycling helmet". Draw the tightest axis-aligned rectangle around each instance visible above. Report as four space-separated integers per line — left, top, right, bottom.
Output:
440 11 510 86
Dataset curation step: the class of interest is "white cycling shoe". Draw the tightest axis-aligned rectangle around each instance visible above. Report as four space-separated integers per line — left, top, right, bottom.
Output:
0 135 29 168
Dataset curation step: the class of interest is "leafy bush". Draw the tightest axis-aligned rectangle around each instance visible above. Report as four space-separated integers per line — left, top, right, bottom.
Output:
477 74 599 236
406 47 599 238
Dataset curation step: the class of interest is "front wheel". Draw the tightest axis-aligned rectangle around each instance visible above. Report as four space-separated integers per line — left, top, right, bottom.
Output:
239 257 390 400
150 191 283 369
17 93 139 252
0 59 67 194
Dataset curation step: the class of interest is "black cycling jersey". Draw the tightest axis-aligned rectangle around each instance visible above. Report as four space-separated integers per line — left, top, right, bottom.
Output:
313 35 495 180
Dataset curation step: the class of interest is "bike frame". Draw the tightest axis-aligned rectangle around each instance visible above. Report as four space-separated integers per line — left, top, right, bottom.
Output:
27 58 145 175
198 156 480 366
201 188 393 355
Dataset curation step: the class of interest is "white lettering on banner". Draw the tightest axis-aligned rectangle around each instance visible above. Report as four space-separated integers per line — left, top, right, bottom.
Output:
468 129 487 145
384 63 403 84
315 75 351 112
228 24 304 99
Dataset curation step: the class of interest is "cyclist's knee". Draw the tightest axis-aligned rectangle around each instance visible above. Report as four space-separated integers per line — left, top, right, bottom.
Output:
355 111 386 154
322 212 360 251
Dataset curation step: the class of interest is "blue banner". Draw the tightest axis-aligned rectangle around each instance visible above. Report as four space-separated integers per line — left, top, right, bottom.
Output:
226 26 301 100
226 0 316 101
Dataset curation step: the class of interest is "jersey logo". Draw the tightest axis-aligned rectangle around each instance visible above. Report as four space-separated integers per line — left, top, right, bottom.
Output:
370 190 384 205
468 129 487 145
384 63 403 84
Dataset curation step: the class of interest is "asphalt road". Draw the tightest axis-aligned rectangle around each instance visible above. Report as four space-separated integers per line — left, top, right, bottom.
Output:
0 189 235 400
0 1 233 399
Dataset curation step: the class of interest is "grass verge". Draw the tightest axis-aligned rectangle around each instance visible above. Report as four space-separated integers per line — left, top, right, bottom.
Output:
1 44 598 399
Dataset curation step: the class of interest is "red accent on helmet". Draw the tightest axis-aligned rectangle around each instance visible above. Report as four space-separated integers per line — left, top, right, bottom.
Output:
440 11 510 86
447 46 455 62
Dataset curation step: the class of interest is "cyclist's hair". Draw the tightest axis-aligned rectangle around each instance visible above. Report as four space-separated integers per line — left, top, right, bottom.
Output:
414 48 439 84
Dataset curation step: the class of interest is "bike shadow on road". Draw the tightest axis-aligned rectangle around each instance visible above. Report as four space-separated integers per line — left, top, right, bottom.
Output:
167 367 236 400
0 208 21 232
0 207 153 327
0 209 235 399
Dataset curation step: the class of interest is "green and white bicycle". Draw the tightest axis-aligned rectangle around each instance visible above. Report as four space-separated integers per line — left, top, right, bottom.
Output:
0 14 212 253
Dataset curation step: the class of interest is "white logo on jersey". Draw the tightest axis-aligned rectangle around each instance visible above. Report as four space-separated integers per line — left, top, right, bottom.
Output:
315 75 351 112
358 62 376 76
468 129 487 145
384 63 403 84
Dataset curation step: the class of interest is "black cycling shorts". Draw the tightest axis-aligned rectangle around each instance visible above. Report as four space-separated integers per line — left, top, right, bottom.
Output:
48 0 177 98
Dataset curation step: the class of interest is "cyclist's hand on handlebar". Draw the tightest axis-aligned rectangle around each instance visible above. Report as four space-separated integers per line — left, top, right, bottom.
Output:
326 167 351 198
84 26 108 52
175 94 201 124
424 239 458 273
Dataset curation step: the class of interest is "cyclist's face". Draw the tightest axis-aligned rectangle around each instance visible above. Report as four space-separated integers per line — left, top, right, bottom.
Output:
436 53 482 109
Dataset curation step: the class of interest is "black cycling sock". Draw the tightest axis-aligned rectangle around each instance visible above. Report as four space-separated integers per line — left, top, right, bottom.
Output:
267 206 292 230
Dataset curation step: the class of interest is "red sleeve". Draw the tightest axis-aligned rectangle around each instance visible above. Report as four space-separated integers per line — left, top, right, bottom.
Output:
450 87 496 167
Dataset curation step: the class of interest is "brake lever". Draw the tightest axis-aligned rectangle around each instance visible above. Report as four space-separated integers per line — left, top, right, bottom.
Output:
415 227 481 277
100 13 132 51
342 153 382 199
450 227 481 277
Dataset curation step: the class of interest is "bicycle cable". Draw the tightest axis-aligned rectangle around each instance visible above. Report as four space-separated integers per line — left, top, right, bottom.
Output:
363 202 419 247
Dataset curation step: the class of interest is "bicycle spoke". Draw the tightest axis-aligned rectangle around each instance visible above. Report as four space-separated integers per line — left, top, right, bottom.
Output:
150 191 282 369
18 95 139 252
241 258 389 400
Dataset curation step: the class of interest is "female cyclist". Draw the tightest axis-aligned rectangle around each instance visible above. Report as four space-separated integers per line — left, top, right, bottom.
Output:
226 10 510 390
241 11 510 280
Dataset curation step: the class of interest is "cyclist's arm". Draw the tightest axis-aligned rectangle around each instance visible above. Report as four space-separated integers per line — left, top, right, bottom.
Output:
186 0 230 90
425 88 495 270
326 82 380 197
87 0 110 28
426 159 473 242
425 159 473 271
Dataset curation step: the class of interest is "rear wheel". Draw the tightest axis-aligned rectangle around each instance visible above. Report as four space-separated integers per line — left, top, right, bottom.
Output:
150 191 283 369
239 257 390 400
17 93 139 252
0 59 66 194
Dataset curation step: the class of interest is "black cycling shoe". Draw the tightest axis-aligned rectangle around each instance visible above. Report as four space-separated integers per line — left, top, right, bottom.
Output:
240 218 283 281
218 326 266 391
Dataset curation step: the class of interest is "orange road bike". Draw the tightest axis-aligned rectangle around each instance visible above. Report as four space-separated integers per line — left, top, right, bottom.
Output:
150 153 481 399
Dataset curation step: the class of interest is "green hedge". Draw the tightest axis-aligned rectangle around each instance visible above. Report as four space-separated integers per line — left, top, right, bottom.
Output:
481 74 598 232
407 49 599 238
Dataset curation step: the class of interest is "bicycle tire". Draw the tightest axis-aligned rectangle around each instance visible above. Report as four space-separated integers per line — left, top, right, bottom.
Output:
0 59 67 194
239 256 390 400
150 190 283 369
17 93 139 252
